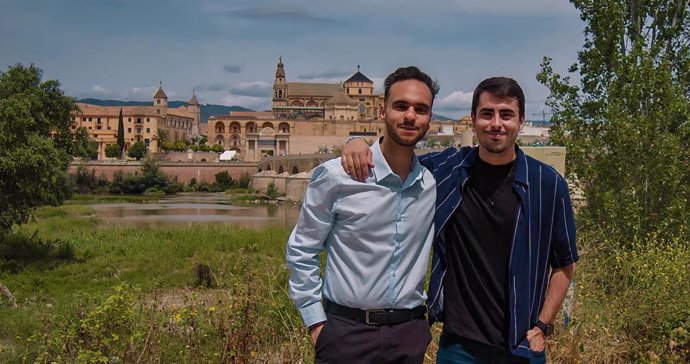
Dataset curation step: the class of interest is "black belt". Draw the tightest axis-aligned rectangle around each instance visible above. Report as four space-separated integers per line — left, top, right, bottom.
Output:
323 299 426 325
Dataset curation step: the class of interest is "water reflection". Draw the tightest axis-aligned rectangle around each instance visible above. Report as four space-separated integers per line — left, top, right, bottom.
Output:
90 193 301 229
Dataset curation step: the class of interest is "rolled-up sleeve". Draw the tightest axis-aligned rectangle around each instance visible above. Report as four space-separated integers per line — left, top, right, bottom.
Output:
285 164 339 327
549 176 579 268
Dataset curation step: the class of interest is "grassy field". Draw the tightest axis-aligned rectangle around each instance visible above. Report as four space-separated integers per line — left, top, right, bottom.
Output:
0 200 688 363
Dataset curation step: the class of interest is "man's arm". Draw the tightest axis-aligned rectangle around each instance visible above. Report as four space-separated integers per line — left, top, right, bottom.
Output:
526 263 576 351
285 164 339 338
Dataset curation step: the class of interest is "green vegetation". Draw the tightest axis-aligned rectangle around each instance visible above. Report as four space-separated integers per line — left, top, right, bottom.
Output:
104 144 120 158
535 1 690 362
0 203 309 363
538 0 690 241
127 141 147 160
0 64 76 234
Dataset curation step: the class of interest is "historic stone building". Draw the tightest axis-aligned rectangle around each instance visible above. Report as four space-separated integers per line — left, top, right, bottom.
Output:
72 85 200 159
271 58 383 120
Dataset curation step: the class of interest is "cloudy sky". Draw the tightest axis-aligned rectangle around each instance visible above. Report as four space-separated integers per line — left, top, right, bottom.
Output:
0 0 585 120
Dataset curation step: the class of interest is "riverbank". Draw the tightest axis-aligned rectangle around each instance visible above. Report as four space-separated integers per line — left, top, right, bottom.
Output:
0 202 688 362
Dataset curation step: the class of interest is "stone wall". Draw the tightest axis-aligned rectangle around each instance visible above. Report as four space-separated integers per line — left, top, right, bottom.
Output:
69 161 258 184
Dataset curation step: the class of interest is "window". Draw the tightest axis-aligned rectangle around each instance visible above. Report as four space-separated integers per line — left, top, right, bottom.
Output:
358 88 362 94
127 128 132 133
157 109 160 114
88 126 92 129
128 118 132 122
88 118 92 121
144 139 150 147
157 99 161 105
82 117 86 121
146 128 150 133
137 118 141 123
97 118 101 123
136 128 142 134
146 118 150 122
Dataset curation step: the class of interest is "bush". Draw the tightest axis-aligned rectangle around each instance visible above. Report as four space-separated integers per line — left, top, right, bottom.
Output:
237 172 252 189
108 158 180 195
104 144 121 158
127 141 147 160
266 182 281 199
211 144 224 153
0 232 75 273
550 228 690 363
200 144 211 152
214 171 234 190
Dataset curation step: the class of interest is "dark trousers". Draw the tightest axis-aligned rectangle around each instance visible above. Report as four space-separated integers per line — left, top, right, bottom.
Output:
436 333 546 364
315 312 432 364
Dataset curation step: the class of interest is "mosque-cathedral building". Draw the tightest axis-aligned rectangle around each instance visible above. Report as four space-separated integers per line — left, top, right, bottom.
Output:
73 58 472 161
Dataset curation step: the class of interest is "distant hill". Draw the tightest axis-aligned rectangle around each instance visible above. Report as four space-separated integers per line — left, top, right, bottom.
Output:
431 114 455 121
76 98 254 123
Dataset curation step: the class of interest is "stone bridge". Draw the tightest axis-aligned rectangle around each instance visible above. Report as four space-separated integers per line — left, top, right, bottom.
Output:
257 153 338 174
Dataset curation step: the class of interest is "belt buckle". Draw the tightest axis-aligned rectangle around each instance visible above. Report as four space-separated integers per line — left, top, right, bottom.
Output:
365 309 387 325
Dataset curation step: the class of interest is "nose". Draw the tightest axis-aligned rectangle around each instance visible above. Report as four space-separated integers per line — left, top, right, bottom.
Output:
489 113 501 128
403 106 416 121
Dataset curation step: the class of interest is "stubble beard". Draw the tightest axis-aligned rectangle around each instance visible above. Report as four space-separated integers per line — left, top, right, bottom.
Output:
386 121 425 147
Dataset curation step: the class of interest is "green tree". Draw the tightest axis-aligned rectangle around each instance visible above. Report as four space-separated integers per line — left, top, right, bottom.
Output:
173 140 187 152
211 144 224 153
161 140 174 153
127 141 147 160
0 64 76 233
117 108 124 158
537 0 690 241
152 129 169 152
72 126 98 159
104 144 121 158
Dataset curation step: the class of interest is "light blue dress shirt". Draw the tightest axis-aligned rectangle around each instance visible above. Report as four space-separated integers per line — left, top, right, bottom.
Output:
286 141 436 327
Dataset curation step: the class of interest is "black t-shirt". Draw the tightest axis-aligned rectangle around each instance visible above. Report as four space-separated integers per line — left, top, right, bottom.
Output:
442 157 517 349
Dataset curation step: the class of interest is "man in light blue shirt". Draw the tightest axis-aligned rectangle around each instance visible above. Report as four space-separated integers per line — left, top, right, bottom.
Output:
286 66 439 363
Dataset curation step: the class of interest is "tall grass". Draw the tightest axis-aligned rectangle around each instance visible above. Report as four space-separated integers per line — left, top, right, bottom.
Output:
0 203 310 363
0 202 688 363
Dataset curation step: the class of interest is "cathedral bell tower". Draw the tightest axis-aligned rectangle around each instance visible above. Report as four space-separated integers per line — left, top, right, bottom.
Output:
272 57 288 108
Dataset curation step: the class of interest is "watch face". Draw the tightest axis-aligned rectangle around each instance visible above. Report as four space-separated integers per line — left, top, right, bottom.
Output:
544 324 554 336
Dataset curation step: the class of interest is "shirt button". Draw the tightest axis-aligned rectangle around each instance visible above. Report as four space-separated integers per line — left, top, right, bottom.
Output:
392 272 397 277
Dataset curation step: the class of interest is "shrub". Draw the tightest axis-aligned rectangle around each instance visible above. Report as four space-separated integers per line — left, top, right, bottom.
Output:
211 144 224 153
0 232 75 273
237 172 252 189
214 171 234 190
266 182 281 199
104 144 121 158
127 141 147 160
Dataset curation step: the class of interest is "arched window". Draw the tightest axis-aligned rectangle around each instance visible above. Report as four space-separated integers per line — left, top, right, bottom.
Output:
230 122 241 133
246 122 257 133
278 122 290 133
215 122 225 134
231 134 240 147
215 135 224 146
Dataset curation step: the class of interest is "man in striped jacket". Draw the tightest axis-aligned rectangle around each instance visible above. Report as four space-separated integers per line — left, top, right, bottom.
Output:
343 77 578 363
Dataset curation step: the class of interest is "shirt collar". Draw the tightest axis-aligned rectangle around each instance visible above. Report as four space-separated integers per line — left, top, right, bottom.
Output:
461 145 528 187
371 139 425 186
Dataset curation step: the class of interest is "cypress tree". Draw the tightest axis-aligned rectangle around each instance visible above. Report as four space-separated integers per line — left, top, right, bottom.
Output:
117 108 125 158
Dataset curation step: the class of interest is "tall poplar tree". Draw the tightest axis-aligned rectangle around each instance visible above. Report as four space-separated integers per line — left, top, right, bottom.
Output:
538 0 690 242
117 108 124 158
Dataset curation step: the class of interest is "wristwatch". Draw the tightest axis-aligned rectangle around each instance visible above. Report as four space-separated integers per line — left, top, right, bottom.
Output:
534 319 554 336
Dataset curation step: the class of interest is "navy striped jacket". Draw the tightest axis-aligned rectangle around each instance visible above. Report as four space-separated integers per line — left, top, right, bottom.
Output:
418 145 579 358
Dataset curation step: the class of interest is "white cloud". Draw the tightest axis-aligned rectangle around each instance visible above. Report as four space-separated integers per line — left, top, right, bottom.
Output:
127 86 157 97
92 84 109 93
437 90 474 110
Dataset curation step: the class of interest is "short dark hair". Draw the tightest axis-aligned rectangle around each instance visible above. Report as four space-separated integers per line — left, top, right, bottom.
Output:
383 66 440 104
471 77 525 117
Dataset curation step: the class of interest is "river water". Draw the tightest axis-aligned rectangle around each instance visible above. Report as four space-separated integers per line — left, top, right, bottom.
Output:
89 193 301 229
